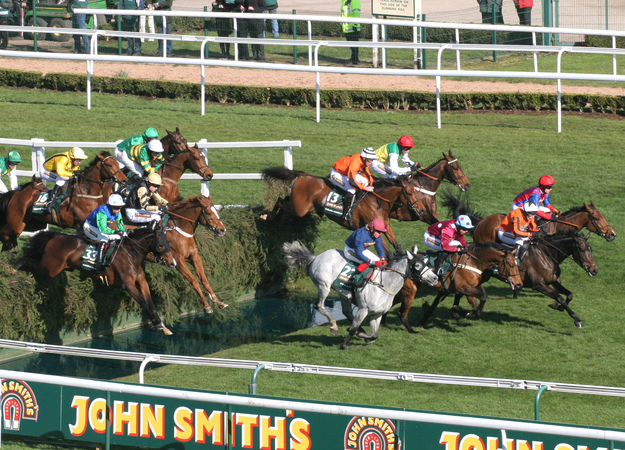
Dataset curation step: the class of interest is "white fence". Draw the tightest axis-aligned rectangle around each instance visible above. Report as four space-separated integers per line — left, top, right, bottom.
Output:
0 137 301 197
2 11 625 132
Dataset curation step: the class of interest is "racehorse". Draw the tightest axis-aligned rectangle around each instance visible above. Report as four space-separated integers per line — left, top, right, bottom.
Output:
390 243 524 331
163 196 228 314
0 152 127 251
158 137 213 202
23 228 177 335
0 176 47 251
282 241 438 349
472 202 617 243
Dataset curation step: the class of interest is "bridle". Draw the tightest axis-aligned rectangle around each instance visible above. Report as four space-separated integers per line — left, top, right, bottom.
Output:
78 156 125 187
495 251 522 285
162 148 212 181
534 234 595 274
165 201 225 236
443 157 470 190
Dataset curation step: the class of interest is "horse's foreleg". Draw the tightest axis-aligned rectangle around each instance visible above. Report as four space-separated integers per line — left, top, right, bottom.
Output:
342 307 369 350
174 256 213 314
189 252 228 309
535 283 583 328
364 315 383 344
418 291 449 326
124 273 172 335
262 197 287 222
547 281 573 309
397 280 419 333
383 225 400 252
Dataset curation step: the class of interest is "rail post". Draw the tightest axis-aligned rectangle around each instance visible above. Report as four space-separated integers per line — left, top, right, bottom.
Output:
535 385 549 420
249 364 266 395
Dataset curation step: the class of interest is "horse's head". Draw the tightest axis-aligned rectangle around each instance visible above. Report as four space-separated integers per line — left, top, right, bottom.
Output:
186 144 213 181
571 232 599 277
498 245 524 292
407 245 438 286
198 195 226 237
84 152 128 184
585 201 616 242
443 151 471 192
162 127 189 157
151 229 177 269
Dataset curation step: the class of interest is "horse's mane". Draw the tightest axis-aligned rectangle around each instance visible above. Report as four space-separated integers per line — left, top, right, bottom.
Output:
561 205 587 215
84 151 112 172
421 157 444 172
468 242 507 251
372 177 399 189
440 189 485 225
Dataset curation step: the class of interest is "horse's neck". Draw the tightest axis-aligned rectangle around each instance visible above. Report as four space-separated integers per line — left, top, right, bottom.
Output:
162 159 184 183
382 258 409 292
171 204 201 233
537 237 572 263
559 211 586 230
417 162 444 190
466 249 494 270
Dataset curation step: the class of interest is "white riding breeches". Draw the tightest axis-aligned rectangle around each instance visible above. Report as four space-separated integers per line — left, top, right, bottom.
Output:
370 161 395 179
344 245 380 264
114 148 144 177
39 168 68 187
497 228 529 247
125 208 162 223
83 222 122 242
511 202 550 214
423 232 462 251
329 169 369 194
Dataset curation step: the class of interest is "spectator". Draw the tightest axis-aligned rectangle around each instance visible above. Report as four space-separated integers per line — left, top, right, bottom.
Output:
68 0 90 54
264 0 278 38
153 0 174 56
121 0 142 56
140 0 156 42
237 0 266 61
477 0 503 24
513 0 532 25
341 0 360 66
212 0 236 59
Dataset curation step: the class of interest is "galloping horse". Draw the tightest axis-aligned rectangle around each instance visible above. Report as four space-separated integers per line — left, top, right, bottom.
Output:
282 241 438 349
391 243 523 332
262 152 470 249
473 202 617 243
0 152 127 251
164 196 228 314
23 228 177 335
0 176 47 251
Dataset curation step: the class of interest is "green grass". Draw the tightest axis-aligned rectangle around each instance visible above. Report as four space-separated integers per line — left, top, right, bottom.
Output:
1 85 624 446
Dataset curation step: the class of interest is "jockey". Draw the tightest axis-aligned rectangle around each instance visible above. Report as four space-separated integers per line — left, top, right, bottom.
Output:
0 151 22 194
84 194 128 268
344 218 387 267
329 147 378 220
40 147 88 210
512 175 560 221
424 215 473 253
371 135 421 179
498 201 540 260
114 127 161 179
125 172 170 227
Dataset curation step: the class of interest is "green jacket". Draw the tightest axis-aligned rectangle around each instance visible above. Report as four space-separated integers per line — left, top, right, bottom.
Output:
0 157 14 176
128 144 164 174
341 0 360 34
117 134 147 153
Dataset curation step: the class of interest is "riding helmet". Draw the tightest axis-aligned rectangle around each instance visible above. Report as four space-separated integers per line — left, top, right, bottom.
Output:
523 202 539 213
144 127 160 139
368 218 387 233
70 147 88 160
148 140 164 153
360 147 377 160
7 151 21 164
147 173 163 186
455 215 474 229
108 194 125 207
397 135 414 148
539 175 555 187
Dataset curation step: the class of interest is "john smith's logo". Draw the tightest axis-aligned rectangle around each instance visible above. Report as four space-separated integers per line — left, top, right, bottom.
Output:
344 416 401 450
1 379 39 431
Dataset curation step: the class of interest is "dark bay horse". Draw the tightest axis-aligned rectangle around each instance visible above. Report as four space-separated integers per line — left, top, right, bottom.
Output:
23 228 177 335
391 243 523 332
0 176 47 251
473 202 617 243
164 196 227 314
263 169 432 251
0 153 127 251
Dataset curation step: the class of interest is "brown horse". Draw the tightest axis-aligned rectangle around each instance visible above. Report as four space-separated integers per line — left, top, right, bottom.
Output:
473 202 617 243
164 196 227 314
391 242 523 332
0 152 127 251
23 228 177 335
158 138 213 202
0 176 47 251
262 169 433 251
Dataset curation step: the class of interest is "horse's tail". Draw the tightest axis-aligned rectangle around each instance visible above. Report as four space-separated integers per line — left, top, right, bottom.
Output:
282 241 316 272
261 166 309 185
0 190 17 226
20 230 60 272
440 189 484 225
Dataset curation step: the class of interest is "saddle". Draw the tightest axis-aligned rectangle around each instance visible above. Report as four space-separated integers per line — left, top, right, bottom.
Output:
81 239 121 272
332 260 374 301
32 183 72 215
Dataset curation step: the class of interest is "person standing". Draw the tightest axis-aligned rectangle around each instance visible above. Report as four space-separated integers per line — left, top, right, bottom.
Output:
68 0 90 54
513 0 532 25
0 151 21 193
153 0 174 56
264 0 278 38
212 0 236 59
341 0 361 66
237 0 266 61
477 0 503 24
121 0 141 56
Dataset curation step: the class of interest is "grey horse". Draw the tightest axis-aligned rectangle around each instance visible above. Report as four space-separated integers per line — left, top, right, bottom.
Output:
283 241 438 349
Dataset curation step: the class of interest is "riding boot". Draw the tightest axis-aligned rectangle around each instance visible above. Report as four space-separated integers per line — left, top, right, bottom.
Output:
342 192 354 220
97 242 109 269
47 185 61 212
434 252 447 277
515 242 528 262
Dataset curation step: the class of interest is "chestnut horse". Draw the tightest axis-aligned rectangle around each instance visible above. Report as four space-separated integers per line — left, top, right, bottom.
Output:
164 196 227 314
263 170 433 251
0 176 47 251
391 243 523 332
473 202 617 243
23 228 177 335
0 152 127 251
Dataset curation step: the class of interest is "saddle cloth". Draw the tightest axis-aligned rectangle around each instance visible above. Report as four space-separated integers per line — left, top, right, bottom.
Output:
332 261 374 299
323 188 346 217
32 191 50 214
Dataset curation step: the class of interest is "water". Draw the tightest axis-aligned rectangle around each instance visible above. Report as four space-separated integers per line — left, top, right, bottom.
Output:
0 294 347 380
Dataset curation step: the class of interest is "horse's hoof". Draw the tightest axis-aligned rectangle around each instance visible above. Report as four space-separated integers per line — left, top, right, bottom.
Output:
259 214 268 220
364 337 377 344
340 344 349 350
330 328 339 336
575 321 584 328
218 303 229 310
204 305 214 314
548 302 565 311
158 325 173 335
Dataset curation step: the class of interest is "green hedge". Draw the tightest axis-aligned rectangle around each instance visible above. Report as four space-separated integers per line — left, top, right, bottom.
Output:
1 208 318 342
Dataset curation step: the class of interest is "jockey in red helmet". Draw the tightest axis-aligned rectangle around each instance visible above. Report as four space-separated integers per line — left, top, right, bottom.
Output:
370 135 421 179
512 175 561 221
344 218 387 267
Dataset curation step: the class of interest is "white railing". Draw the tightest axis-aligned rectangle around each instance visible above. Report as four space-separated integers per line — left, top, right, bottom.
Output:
2 338 625 429
2 13 625 132
0 138 301 196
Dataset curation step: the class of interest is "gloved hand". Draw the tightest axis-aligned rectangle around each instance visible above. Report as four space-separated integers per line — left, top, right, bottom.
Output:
374 260 384 267
549 216 558 222
73 170 84 177
531 230 541 237
458 247 468 254
556 209 563 215
412 162 422 171
159 205 169 213
116 230 126 237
